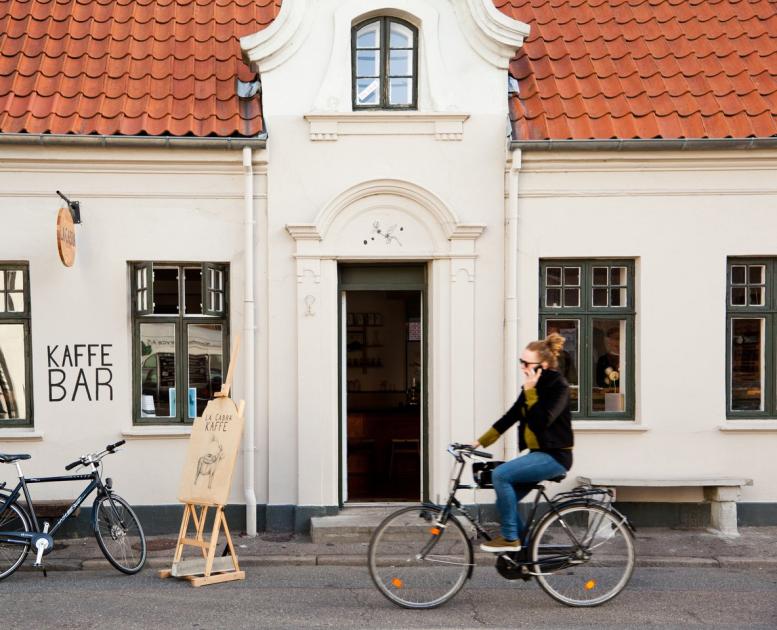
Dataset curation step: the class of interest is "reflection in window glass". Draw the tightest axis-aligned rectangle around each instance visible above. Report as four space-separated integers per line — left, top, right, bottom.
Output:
0 324 27 420
356 21 380 48
152 267 179 315
390 21 412 47
139 323 176 417
187 324 223 419
389 78 411 105
357 50 379 77
545 319 579 412
389 50 412 76
592 319 626 412
730 318 764 411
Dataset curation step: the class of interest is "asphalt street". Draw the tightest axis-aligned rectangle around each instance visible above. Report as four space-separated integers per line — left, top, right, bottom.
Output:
1 565 776 629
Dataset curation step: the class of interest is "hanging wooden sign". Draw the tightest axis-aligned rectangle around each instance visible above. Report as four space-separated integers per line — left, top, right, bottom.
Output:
56 206 76 267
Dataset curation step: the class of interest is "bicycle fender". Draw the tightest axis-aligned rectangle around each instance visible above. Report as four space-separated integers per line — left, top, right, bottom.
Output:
549 498 637 535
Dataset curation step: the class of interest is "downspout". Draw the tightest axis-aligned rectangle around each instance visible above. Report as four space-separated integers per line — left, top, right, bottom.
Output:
504 148 522 461
243 146 257 536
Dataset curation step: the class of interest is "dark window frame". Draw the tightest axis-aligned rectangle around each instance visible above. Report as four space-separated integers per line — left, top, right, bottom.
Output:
726 257 775 419
0 262 33 428
131 262 229 426
352 16 419 110
539 259 636 420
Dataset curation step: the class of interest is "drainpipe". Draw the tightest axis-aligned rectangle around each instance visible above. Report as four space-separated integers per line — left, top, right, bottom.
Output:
243 146 257 536
504 148 522 462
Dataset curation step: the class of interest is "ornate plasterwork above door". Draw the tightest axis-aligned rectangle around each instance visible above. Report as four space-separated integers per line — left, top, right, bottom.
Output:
286 179 485 260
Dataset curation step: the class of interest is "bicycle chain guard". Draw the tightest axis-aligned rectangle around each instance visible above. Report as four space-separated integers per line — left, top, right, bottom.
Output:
495 551 532 581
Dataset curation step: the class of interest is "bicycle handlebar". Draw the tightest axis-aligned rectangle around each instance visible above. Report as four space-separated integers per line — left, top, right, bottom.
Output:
448 442 493 460
64 440 126 471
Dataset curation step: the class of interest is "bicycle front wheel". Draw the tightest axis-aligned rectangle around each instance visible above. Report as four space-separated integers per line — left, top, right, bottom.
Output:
531 503 635 607
368 506 473 609
0 500 31 581
93 493 146 574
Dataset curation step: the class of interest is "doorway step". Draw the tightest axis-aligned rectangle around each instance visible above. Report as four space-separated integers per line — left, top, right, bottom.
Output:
310 507 408 544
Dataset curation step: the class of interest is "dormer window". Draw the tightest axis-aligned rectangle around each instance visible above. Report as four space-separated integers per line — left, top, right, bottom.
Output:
352 17 418 110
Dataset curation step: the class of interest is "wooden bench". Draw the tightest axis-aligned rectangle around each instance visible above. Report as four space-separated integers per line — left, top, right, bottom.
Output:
577 476 753 536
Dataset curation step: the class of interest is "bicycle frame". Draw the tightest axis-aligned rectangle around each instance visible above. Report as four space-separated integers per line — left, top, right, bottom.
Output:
0 462 115 545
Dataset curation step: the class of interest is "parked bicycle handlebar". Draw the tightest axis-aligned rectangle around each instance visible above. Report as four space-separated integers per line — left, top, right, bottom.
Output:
64 440 126 471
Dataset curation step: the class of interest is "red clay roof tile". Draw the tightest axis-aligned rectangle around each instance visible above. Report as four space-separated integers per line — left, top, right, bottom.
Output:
0 0 280 136
503 0 777 139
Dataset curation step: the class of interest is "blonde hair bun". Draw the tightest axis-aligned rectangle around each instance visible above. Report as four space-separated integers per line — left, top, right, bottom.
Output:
526 332 566 368
544 332 566 359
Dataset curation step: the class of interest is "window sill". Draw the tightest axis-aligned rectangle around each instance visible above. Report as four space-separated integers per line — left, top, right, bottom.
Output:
304 112 470 141
0 429 43 441
122 426 192 440
719 420 777 432
572 421 648 433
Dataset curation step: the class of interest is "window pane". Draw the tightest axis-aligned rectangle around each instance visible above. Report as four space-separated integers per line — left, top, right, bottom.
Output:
357 49 379 77
546 288 561 308
356 77 379 105
389 49 412 76
749 287 764 306
187 324 223 418
184 267 202 315
7 293 23 312
592 267 608 286
730 318 764 411
731 287 746 306
610 267 627 286
389 21 412 47
731 265 746 285
748 265 765 285
136 268 145 290
5 270 23 291
610 288 626 307
0 324 27 420
592 288 608 307
139 323 176 418
545 319 579 412
546 267 562 286
563 288 580 307
564 267 580 286
389 77 412 105
592 319 626 412
0 272 4 290
356 22 379 48
152 267 179 315
0 295 4 313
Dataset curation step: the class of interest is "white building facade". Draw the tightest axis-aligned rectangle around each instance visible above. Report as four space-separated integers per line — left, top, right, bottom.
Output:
1 0 775 532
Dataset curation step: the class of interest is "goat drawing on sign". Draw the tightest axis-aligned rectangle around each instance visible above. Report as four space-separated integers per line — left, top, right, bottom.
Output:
195 436 224 490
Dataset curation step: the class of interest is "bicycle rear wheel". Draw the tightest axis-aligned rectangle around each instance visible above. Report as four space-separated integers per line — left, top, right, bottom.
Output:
531 503 635 607
0 500 31 581
93 493 146 574
368 506 473 609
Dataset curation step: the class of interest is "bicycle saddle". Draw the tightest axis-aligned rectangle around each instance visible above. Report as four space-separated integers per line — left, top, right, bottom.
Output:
0 453 31 463
548 473 567 483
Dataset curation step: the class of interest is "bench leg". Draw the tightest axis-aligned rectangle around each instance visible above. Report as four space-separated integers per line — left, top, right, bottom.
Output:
704 487 741 537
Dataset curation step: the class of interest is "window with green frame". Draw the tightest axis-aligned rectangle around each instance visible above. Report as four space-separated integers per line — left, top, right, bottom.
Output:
726 258 777 417
539 260 635 419
0 263 32 427
131 262 228 425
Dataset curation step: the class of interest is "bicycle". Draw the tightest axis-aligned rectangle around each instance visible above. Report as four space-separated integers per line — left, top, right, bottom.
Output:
0 440 146 580
368 443 636 608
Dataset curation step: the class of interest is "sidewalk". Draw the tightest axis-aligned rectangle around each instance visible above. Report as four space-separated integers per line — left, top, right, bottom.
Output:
20 526 777 572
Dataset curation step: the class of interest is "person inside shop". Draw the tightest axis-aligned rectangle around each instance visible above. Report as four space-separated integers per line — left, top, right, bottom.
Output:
471 333 574 552
596 326 620 387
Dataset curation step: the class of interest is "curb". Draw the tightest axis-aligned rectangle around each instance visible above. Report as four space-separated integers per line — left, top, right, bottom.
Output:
21 554 776 572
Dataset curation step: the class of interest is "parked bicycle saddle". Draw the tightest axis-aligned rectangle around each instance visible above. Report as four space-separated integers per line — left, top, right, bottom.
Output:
0 453 31 463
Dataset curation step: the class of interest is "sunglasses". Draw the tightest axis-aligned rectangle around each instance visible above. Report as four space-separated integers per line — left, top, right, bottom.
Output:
519 359 542 368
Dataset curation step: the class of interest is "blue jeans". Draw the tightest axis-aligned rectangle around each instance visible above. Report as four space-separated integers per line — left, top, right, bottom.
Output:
491 451 567 541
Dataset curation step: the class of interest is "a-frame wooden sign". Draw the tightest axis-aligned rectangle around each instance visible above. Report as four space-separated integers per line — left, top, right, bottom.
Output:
159 338 246 587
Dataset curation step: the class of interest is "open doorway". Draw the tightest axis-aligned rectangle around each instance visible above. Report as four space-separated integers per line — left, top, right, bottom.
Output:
340 267 425 503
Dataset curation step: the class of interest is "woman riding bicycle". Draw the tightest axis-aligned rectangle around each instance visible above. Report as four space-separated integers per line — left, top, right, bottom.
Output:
472 333 574 553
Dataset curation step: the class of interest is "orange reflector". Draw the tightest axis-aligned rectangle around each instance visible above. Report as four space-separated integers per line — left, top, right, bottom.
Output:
584 580 596 591
391 578 404 589
430 527 441 535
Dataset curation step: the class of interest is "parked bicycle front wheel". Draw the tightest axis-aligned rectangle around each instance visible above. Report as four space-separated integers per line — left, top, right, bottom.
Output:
531 503 635 607
93 493 146 574
0 500 31 581
368 506 473 609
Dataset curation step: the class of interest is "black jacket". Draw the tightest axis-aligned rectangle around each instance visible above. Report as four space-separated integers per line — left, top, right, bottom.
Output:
492 369 574 468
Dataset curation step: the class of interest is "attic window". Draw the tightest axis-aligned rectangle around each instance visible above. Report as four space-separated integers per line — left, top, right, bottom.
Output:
352 17 418 110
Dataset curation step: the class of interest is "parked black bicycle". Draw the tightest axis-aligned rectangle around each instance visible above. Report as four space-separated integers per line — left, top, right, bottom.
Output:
0 440 146 580
368 443 636 608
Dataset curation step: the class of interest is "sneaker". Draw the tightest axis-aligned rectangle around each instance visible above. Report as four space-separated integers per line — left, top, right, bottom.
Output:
480 536 521 553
